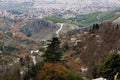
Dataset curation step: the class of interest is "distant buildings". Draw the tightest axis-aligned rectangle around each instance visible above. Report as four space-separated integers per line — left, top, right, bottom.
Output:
0 0 120 19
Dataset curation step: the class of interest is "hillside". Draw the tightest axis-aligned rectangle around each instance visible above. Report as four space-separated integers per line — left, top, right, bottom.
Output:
0 0 120 80
0 18 41 80
68 8 120 26
61 22 120 79
113 17 120 25
20 19 80 40
20 19 59 40
45 8 120 27
0 14 120 80
0 2 120 80
45 16 85 27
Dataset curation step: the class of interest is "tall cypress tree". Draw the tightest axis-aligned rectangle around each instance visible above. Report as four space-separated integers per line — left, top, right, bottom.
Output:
43 37 62 63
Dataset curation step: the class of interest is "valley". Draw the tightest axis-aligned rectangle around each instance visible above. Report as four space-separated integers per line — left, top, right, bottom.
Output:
0 0 120 80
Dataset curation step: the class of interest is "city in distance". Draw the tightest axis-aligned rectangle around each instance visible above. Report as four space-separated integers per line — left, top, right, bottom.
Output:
0 0 120 19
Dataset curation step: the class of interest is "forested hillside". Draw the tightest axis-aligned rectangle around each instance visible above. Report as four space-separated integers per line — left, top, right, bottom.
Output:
0 2 120 79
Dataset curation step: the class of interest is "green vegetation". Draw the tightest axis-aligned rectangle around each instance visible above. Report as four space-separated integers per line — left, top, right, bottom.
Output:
46 8 120 27
0 17 2 20
20 25 32 37
68 8 120 26
25 37 87 80
68 12 99 24
43 37 62 63
45 16 85 27
20 28 32 37
63 71 85 80
46 11 119 27
0 16 3 21
98 51 120 80
46 16 69 23
24 61 44 80
113 7 120 12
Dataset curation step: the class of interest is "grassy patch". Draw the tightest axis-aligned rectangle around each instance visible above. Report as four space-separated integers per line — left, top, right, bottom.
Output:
45 16 85 27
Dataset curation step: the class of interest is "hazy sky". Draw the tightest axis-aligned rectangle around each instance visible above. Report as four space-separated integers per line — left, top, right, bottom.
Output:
35 0 119 1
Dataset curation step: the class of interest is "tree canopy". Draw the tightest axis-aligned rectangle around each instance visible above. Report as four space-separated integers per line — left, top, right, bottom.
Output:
36 62 68 80
98 51 120 80
43 37 62 63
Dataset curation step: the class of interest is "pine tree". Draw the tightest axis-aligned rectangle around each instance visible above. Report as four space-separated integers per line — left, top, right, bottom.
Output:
98 51 120 80
43 37 62 63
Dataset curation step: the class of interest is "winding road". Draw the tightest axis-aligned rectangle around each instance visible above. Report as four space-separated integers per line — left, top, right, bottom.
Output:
56 23 63 37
